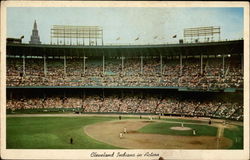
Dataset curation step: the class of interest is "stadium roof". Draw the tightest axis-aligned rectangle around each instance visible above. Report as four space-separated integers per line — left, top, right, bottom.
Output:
7 40 243 57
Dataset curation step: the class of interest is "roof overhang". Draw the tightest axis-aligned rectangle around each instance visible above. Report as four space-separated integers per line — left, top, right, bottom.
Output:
7 40 243 57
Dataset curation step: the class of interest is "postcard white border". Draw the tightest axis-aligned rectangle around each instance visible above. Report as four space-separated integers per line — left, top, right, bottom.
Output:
1 1 249 160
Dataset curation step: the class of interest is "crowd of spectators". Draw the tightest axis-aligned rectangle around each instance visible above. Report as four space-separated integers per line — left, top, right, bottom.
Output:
6 95 243 121
7 57 243 89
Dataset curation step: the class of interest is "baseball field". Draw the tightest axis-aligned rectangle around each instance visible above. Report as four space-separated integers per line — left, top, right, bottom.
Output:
6 114 243 149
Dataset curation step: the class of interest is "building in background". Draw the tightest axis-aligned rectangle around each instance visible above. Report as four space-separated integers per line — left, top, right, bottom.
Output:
29 20 41 44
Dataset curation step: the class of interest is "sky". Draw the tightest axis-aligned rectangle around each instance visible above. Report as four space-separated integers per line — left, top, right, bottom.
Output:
7 7 243 45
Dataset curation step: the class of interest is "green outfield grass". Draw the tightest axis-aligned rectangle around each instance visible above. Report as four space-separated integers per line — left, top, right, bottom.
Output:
162 118 209 124
224 125 243 149
7 116 243 149
139 122 218 136
7 116 120 149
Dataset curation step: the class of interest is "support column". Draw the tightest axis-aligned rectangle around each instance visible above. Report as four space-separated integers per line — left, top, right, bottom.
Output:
222 54 225 76
76 28 78 45
63 28 65 45
23 55 26 76
103 55 105 75
89 28 91 46
83 90 85 101
102 89 105 99
219 29 221 41
44 55 47 77
140 56 143 74
180 54 182 76
82 90 85 109
122 56 124 73
10 91 13 100
241 54 244 74
160 55 163 76
95 30 97 46
83 57 86 74
200 54 203 75
50 30 52 45
102 30 104 45
43 91 46 99
64 90 66 98
64 55 67 76
43 92 46 108
70 34 72 45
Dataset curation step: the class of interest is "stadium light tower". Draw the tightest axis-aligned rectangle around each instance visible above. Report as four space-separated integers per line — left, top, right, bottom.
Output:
184 26 220 43
51 25 103 46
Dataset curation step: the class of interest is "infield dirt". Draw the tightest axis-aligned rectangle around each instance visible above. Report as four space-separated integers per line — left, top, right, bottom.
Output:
84 119 233 149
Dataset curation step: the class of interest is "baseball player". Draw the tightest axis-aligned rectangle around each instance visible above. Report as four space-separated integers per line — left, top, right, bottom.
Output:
193 129 196 135
123 127 127 134
119 132 123 139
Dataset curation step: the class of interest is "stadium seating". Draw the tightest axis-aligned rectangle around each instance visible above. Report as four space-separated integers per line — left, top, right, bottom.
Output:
7 57 243 89
6 95 243 121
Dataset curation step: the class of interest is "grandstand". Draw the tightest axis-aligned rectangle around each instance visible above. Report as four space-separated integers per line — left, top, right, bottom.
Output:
6 39 243 120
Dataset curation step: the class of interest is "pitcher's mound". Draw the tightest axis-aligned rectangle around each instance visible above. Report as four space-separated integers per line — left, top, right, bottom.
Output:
170 126 192 131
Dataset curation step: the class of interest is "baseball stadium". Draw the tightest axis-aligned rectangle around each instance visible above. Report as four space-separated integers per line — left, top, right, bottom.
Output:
6 17 244 149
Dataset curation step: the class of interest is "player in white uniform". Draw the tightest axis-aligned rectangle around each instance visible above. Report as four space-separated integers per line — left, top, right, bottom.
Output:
123 127 127 134
193 129 196 135
119 132 123 139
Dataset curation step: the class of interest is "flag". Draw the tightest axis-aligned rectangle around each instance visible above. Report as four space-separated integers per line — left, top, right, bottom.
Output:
116 37 120 40
172 35 177 38
135 37 139 41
